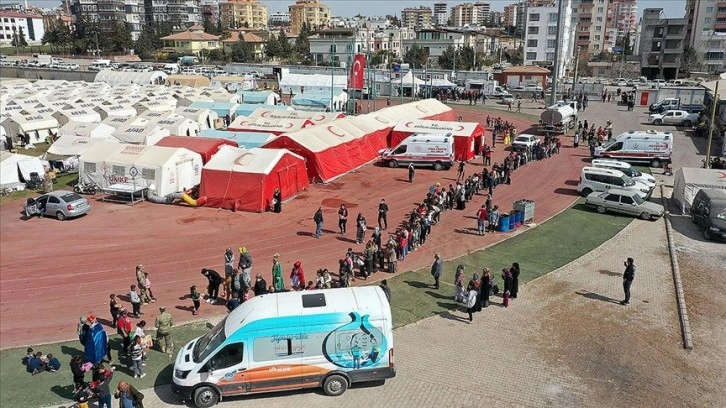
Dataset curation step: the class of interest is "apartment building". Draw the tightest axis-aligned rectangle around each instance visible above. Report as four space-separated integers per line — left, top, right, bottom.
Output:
356 24 415 58
0 11 45 45
637 8 687 79
572 0 610 55
604 0 636 52
71 0 125 32
124 0 144 40
450 2 490 27
219 0 267 29
685 0 726 73
289 0 331 35
143 0 202 27
201 0 220 25
401 6 433 29
401 28 475 66
523 0 573 77
42 11 73 32
503 2 518 28
270 11 290 25
433 2 448 26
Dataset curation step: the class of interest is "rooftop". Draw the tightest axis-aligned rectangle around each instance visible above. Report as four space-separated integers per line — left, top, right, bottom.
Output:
161 31 221 41
502 65 551 74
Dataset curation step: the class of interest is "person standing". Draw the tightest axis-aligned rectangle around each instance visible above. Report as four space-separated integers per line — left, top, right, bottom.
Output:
510 262 521 299
272 188 282 213
483 144 492 166
109 294 121 329
454 264 465 302
290 261 305 290
272 253 284 291
408 162 415 183
117 309 133 356
135 265 151 305
154 306 173 355
476 205 488 236
237 247 253 290
129 336 146 378
621 257 635 305
465 280 478 323
201 268 222 304
517 99 522 112
129 285 142 318
338 204 348 235
313 207 324 238
379 279 391 302
114 381 144 408
355 213 367 244
91 365 114 408
430 253 443 289
377 199 389 230
488 205 500 232
481 268 491 308
224 247 235 278
502 268 513 308
190 285 201 315
457 160 466 182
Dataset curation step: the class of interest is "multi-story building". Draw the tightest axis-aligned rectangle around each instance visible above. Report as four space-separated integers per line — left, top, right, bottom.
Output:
0 11 45 45
308 28 362 64
123 0 144 40
289 0 331 35
637 8 687 79
270 11 290 25
433 2 448 26
144 0 202 27
401 28 476 66
503 2 519 29
201 0 220 25
685 0 726 73
474 2 491 25
450 3 477 27
489 11 502 26
42 10 73 32
219 0 267 29
401 6 432 29
523 0 573 77
71 0 125 33
356 22 415 59
571 0 610 55
604 0 636 52
161 25 222 55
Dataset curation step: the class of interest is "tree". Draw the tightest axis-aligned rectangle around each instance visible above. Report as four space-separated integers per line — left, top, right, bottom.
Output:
457 45 475 71
437 46 456 70
203 15 218 35
11 27 28 48
265 32 282 59
230 33 253 62
615 31 633 56
41 26 59 52
404 43 429 67
135 26 158 60
278 29 291 57
680 47 702 75
108 21 133 53
293 22 311 61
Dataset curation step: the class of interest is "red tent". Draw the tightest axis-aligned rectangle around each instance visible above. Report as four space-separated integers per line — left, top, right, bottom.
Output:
227 116 314 135
262 121 379 183
200 146 309 212
390 120 486 161
247 108 345 125
153 136 237 164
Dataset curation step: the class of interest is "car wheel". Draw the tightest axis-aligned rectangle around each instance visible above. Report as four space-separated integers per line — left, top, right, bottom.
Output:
682 120 692 127
596 205 607 214
387 159 398 168
580 188 592 197
323 374 348 396
654 119 662 125
650 158 662 168
433 161 444 171
703 228 713 241
193 386 219 408
56 211 66 221
640 212 652 220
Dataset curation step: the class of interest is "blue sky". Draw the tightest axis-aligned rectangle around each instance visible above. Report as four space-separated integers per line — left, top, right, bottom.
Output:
26 0 687 19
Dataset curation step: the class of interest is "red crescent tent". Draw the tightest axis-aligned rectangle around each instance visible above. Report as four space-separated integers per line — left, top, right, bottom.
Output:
262 120 378 183
200 145 309 212
247 108 345 125
154 136 237 164
228 116 314 135
390 119 486 161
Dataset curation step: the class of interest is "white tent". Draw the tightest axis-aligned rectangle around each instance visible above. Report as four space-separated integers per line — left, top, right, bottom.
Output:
199 88 241 104
139 110 171 121
173 107 219 130
52 108 102 126
673 167 726 214
79 141 203 196
0 151 23 189
94 104 137 119
58 121 117 140
151 116 200 137
48 135 107 157
102 115 148 131
277 72 347 93
94 70 168 86
134 100 176 114
209 76 257 92
112 123 171 145
0 111 59 144
400 70 426 90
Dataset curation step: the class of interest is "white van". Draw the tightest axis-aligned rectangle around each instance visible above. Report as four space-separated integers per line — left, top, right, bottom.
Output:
593 130 673 168
380 134 454 170
172 287 395 408
590 159 656 189
577 167 652 199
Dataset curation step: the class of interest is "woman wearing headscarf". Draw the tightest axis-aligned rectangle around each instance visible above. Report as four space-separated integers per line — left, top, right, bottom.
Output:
481 268 492 308
454 264 466 303
510 262 521 299
290 261 305 290
356 213 367 244
465 275 480 323
502 267 513 308
272 253 284 292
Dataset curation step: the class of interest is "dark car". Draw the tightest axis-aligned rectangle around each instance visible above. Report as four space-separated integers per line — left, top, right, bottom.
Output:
691 189 726 241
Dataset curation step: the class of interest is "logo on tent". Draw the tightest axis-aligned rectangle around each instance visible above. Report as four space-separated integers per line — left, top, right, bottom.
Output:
72 139 89 145
405 122 413 128
327 126 346 137
415 106 430 113
314 114 326 122
718 171 726 179
456 125 465 132
234 153 254 166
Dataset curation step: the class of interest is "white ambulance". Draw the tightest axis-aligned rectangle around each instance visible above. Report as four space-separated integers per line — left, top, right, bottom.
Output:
380 134 455 170
172 287 395 407
593 130 673 168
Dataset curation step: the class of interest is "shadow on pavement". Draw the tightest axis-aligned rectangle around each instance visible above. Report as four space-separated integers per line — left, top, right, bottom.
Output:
576 290 621 304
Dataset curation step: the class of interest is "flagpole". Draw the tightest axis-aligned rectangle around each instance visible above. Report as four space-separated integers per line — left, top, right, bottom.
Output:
331 37 335 112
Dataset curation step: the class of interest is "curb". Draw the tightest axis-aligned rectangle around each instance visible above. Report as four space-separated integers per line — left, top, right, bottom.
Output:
659 184 694 350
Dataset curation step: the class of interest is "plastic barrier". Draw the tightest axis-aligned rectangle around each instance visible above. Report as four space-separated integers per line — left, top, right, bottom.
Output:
499 213 511 232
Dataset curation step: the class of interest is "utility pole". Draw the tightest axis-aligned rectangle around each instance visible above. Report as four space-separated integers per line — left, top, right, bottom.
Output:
549 0 566 106
705 81 719 167
331 36 335 112
573 46 581 93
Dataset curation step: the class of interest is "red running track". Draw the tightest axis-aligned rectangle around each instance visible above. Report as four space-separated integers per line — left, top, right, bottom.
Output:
0 105 586 349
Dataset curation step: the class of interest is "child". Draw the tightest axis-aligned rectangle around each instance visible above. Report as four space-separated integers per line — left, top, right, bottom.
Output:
129 335 146 379
109 294 121 328
46 354 61 372
222 275 232 301
143 272 156 302
129 285 141 318
190 285 201 315
503 289 510 308
22 347 34 366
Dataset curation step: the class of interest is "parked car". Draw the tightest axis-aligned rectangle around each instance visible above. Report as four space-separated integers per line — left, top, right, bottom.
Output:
524 84 543 92
690 189 726 240
585 190 664 220
511 134 540 151
648 110 701 126
23 191 91 220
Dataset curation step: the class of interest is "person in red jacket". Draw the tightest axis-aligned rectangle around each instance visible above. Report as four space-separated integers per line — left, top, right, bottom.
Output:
290 261 305 290
476 205 488 236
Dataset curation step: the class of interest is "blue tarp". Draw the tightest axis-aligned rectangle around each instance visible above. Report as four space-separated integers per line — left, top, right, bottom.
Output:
234 103 288 117
292 91 333 107
199 130 275 149
188 101 239 118
238 90 276 104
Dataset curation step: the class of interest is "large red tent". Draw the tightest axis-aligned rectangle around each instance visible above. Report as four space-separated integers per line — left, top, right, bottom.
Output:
390 119 486 161
227 116 314 135
153 136 237 163
247 108 345 125
200 145 309 212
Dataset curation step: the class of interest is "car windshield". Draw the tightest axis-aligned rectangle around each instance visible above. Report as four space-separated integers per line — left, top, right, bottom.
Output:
632 194 644 205
193 317 227 363
515 136 528 142
622 175 636 186
629 168 643 177
61 193 83 202
715 206 726 221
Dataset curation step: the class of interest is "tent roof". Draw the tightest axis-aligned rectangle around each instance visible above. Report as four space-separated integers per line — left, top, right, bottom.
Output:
188 101 240 114
112 123 169 144
47 134 107 156
247 108 344 124
203 145 304 175
239 90 280 104
154 136 237 161
676 167 726 186
165 75 211 88
52 108 102 122
174 106 216 122
401 70 425 86
94 70 169 86
102 115 146 129
1 111 59 132
277 121 365 153
229 116 313 133
279 73 347 89
80 141 199 167
392 119 484 137
58 121 116 138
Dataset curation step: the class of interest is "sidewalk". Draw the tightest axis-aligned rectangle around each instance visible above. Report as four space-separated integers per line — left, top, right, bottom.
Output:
51 202 700 408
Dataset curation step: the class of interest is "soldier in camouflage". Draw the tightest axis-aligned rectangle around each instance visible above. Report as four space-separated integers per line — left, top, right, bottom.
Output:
154 306 174 355
135 265 151 304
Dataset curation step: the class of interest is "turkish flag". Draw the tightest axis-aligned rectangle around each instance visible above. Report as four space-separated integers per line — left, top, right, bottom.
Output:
348 53 365 90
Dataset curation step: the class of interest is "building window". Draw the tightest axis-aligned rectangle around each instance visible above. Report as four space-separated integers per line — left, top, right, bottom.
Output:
529 13 540 22
705 6 713 12
594 44 600 50
528 26 539 35
597 7 604 12
526 52 537 60
596 17 603 22
547 26 557 35
595 25 602 31
549 13 557 22
654 26 664 37
704 17 712 23
527 39 538 47
651 41 662 51
594 35 600 41
546 52 555 60
547 39 556 48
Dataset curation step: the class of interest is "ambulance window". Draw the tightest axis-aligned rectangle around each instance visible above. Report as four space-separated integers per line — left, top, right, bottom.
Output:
302 293 326 308
203 342 243 372
393 145 407 154
608 142 623 151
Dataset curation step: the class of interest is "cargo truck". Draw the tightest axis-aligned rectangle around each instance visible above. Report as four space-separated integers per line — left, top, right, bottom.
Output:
648 86 706 113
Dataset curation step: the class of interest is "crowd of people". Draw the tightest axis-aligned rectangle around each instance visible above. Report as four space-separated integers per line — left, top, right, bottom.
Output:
453 262 522 322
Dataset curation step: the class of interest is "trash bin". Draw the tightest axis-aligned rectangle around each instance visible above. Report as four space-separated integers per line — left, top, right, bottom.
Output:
499 213 510 232
511 210 521 228
509 212 517 230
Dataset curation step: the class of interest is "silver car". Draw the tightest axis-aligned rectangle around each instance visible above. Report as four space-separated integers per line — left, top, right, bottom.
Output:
585 189 664 220
24 191 91 220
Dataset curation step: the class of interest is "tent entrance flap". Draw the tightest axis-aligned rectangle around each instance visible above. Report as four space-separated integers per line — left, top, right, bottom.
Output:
175 158 195 192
